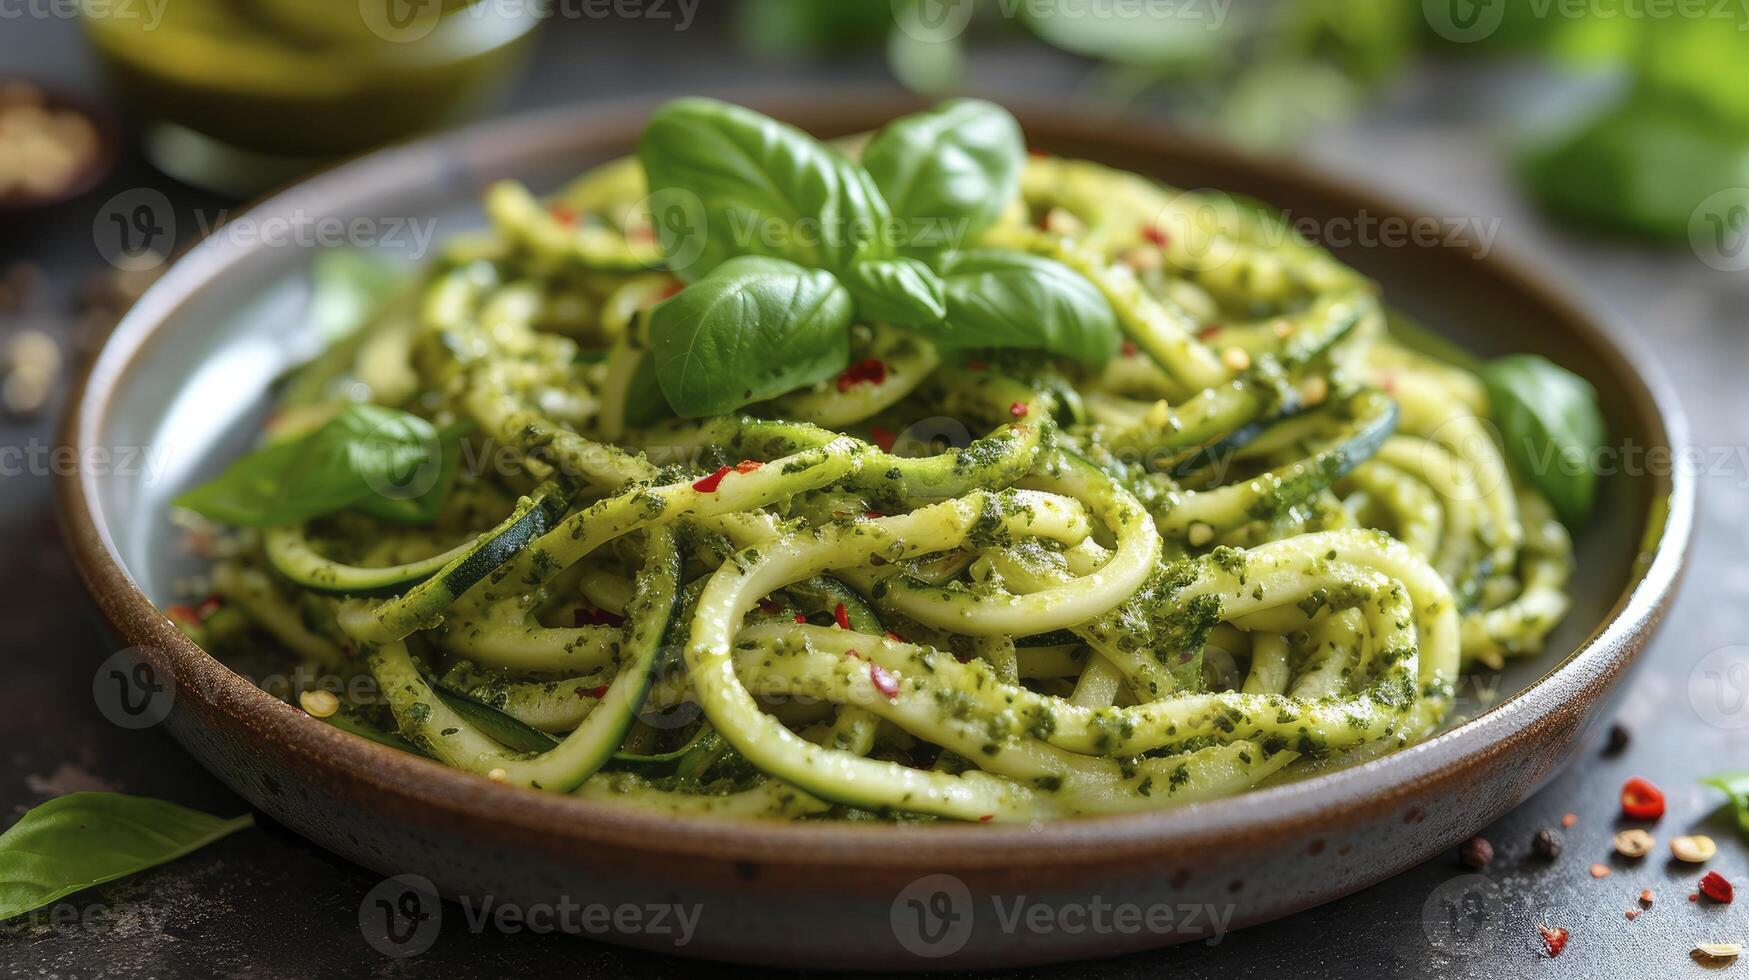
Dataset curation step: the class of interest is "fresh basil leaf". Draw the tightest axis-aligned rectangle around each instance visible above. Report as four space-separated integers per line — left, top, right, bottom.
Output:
638 97 891 280
1703 772 1749 840
1480 354 1606 528
842 256 946 326
930 249 1120 364
622 352 674 428
352 421 471 526
649 255 854 417
172 436 310 527
175 404 447 527
0 793 253 921
861 99 1023 252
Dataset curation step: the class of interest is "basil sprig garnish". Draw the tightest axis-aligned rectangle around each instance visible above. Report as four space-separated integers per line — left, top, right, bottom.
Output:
637 97 1119 417
175 403 464 527
1479 354 1606 527
0 793 253 922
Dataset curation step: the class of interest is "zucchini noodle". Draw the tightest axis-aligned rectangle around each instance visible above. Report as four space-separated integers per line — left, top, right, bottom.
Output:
182 136 1576 822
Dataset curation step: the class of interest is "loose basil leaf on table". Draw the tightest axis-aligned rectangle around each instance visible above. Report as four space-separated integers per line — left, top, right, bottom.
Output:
0 793 254 921
637 97 891 280
929 249 1121 364
174 404 451 527
648 255 855 417
1479 354 1606 528
860 98 1024 253
1703 772 1749 841
841 256 947 326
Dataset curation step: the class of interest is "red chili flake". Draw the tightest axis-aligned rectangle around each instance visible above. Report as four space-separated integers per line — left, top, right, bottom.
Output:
979 814 995 822
836 358 887 392
833 603 850 630
1027 147 1049 158
844 648 861 660
1140 224 1168 248
574 607 625 628
658 279 684 300
586 685 610 699
1620 776 1665 821
1700 871 1734 903
692 465 732 493
1590 863 1611 879
195 595 223 620
883 630 905 643
1196 324 1221 341
794 613 808 624
965 360 987 371
864 510 884 520
165 605 201 628
869 663 900 698
1120 340 1138 358
1009 401 1028 419
1537 924 1568 958
1561 812 1578 828
1624 908 1640 921
1640 888 1654 905
548 204 578 226
1691 893 1701 902
869 425 897 452
733 459 764 474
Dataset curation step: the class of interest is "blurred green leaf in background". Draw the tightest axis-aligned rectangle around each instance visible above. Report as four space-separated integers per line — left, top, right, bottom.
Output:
736 0 1749 247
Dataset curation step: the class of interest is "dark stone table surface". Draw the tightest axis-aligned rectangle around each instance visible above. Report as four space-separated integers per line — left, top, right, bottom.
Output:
4 10 1748 979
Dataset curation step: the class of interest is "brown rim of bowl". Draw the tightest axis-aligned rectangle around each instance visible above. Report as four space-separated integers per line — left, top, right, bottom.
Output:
57 92 1695 871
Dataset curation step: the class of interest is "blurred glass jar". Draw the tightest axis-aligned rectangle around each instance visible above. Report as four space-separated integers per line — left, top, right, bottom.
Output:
80 0 541 191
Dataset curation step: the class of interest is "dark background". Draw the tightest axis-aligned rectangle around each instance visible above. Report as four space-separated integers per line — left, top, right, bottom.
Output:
5 5 1749 977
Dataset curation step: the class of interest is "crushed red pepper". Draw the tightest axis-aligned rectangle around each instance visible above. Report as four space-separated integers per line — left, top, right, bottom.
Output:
833 603 850 630
836 358 887 392
1538 924 1568 958
869 663 899 698
869 425 897 452
1700 871 1734 904
1620 776 1665 821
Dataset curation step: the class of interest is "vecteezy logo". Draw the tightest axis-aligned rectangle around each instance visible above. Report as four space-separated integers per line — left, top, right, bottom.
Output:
890 0 974 44
891 873 974 959
358 0 442 43
92 189 174 272
1422 0 1505 44
636 187 707 276
1690 645 1749 730
359 874 442 957
1421 874 1500 955
92 647 176 730
1690 188 1749 273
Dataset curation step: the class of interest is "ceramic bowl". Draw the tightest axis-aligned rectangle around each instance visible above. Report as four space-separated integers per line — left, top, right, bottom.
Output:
58 95 1693 969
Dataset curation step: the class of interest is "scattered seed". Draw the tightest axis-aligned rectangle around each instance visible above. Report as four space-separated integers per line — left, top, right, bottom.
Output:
486 768 509 783
298 690 339 718
1590 863 1612 878
1625 908 1640 921
1459 836 1494 870
1640 888 1655 905
1562 812 1578 828
1672 835 1718 863
1220 347 1251 372
1604 722 1630 755
1532 827 1563 860
1694 943 1742 963
1614 828 1655 858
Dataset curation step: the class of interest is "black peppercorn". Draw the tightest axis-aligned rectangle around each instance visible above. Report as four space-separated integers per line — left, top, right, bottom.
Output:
1604 723 1630 756
1459 835 1494 870
1532 827 1562 861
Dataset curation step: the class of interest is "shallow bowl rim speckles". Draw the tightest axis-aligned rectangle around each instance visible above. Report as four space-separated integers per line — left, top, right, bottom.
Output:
55 92 1694 968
